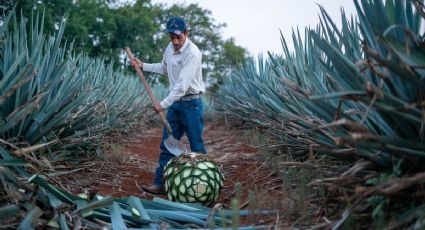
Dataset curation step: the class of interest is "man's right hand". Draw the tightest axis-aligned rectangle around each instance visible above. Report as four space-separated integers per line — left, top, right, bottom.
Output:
153 102 164 114
130 58 143 69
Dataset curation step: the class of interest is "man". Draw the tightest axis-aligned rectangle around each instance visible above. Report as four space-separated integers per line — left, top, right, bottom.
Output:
131 16 206 194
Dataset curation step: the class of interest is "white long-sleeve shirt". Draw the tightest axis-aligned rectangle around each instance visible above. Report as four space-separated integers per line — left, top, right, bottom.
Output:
143 38 205 109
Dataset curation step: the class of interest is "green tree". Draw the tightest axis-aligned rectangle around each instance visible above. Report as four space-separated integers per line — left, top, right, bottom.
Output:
4 0 74 33
65 0 117 61
214 38 246 84
3 0 247 86
111 0 163 65
159 3 247 87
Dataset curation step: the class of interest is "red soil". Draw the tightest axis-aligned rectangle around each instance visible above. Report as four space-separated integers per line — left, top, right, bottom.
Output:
90 122 283 226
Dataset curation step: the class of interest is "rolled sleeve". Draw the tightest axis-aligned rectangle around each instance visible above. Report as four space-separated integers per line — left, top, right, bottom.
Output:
160 100 171 109
143 62 167 75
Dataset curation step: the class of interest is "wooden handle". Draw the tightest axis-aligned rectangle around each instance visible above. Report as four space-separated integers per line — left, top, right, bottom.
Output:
124 47 173 134
158 110 172 134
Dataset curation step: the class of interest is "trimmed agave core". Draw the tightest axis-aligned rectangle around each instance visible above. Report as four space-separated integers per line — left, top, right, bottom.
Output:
163 153 224 206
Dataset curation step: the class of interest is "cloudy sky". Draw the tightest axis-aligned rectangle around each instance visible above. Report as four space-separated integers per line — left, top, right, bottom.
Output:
150 0 358 56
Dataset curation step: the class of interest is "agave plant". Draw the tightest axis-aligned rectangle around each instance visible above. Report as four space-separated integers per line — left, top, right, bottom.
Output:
307 0 425 169
213 0 425 227
214 0 425 170
0 11 149 157
163 153 224 206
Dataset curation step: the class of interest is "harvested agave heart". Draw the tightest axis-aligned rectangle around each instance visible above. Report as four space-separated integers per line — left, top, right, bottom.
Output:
163 153 224 206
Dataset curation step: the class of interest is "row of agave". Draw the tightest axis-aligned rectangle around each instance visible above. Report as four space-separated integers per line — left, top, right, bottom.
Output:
1 11 149 156
213 0 425 227
0 11 257 229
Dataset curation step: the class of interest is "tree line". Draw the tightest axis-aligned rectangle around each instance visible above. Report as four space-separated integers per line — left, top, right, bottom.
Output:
3 0 247 87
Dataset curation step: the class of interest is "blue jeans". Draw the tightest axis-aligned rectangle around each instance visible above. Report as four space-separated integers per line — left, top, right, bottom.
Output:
154 98 206 186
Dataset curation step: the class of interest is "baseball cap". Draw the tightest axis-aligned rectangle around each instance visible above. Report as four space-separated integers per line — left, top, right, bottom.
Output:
166 16 187 35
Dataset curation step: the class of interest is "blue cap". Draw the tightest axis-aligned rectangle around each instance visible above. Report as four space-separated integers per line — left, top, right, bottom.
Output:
166 16 187 35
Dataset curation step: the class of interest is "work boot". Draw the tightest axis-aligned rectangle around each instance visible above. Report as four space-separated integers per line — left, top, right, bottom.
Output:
140 184 165 195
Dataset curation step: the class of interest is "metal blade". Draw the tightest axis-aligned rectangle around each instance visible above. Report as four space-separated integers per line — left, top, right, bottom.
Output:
164 136 187 156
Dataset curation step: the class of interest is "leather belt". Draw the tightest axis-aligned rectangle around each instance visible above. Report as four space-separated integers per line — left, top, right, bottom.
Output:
178 94 201 102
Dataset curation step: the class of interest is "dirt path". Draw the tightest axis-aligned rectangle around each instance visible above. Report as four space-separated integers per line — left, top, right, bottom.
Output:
93 122 284 226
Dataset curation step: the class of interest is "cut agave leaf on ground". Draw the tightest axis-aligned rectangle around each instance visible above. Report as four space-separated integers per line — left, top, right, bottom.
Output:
127 196 160 229
147 209 207 226
28 174 75 204
0 204 22 218
110 202 128 230
72 195 114 215
18 206 43 230
58 214 70 230
0 159 29 166
128 196 151 220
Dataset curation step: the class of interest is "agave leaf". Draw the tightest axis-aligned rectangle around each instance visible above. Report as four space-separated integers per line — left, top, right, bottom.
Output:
372 101 423 124
1 51 26 87
147 209 207 226
28 174 75 204
0 66 34 105
382 36 425 67
0 204 22 218
0 165 18 183
58 214 70 230
0 158 28 166
309 91 367 100
381 144 425 158
18 206 43 230
355 0 379 49
47 218 60 229
396 204 425 227
80 209 110 220
127 196 159 229
45 191 64 209
153 210 233 225
72 195 113 215
312 33 364 90
152 197 202 211
110 202 128 230
318 5 343 49
0 8 14 35
0 93 44 135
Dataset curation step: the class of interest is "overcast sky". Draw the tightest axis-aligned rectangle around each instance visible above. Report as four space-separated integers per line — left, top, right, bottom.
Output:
150 0 358 56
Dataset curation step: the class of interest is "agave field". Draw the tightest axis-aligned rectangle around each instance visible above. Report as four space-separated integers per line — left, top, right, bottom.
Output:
0 11 258 230
1 0 425 229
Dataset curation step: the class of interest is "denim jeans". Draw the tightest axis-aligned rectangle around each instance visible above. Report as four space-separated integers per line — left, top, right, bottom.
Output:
154 98 206 186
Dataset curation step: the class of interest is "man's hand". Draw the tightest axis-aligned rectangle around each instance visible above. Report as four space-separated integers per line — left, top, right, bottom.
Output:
153 103 164 113
130 58 143 69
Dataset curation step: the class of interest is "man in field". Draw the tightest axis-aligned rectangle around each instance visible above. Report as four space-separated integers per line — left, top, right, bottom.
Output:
131 16 206 194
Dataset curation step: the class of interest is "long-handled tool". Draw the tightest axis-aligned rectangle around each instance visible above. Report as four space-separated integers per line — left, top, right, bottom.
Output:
125 47 187 156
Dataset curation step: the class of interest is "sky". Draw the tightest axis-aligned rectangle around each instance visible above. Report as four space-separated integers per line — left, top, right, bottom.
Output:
150 0 358 56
